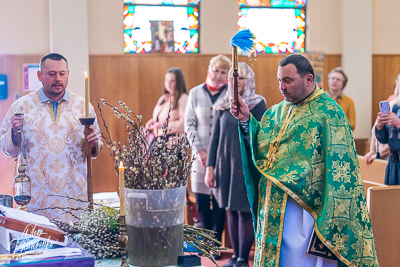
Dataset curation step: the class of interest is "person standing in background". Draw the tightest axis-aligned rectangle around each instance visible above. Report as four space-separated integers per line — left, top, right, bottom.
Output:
145 67 187 144
375 83 400 185
184 55 231 259
365 80 399 164
328 67 356 130
205 62 267 267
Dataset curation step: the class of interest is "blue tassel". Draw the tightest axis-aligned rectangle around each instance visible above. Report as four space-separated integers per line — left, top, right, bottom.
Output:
230 29 256 56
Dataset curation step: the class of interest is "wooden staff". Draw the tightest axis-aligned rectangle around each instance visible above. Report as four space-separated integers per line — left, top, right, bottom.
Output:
79 118 95 211
232 46 239 116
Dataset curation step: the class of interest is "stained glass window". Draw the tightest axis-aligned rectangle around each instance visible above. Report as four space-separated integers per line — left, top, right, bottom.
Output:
124 0 199 4
237 0 306 53
123 1 200 53
238 0 306 8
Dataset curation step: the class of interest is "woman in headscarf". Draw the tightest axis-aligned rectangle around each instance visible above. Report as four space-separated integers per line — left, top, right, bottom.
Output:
184 55 231 258
205 62 267 267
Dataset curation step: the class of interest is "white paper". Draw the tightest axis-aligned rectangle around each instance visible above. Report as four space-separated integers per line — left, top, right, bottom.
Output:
93 191 120 208
0 206 55 227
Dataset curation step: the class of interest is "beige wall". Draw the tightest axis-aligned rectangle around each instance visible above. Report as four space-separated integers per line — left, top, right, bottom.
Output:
0 0 49 55
306 0 342 54
2 0 400 55
88 0 123 55
372 0 400 54
342 0 372 138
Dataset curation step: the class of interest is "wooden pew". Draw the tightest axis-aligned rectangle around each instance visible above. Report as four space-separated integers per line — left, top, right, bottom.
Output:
358 155 400 267
358 155 387 195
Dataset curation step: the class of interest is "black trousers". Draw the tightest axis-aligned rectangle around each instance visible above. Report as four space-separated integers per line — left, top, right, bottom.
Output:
195 193 226 243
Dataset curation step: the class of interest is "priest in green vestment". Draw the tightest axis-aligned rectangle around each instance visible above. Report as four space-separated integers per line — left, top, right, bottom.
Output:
230 54 379 267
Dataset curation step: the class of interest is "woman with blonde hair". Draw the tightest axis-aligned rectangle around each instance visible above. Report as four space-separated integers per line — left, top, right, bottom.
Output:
365 75 400 164
375 81 400 184
184 55 231 258
205 62 267 267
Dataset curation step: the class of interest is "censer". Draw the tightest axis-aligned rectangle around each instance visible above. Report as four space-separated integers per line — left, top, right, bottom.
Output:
12 112 31 211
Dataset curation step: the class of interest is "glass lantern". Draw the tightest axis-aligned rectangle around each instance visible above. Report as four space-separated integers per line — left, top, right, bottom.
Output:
13 161 31 211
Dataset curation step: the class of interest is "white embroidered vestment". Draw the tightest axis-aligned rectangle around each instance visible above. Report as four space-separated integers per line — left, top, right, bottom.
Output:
1 89 102 222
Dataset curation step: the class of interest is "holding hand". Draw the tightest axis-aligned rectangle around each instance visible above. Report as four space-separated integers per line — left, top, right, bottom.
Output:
145 118 155 131
10 113 24 135
205 166 216 188
376 112 400 130
364 151 377 165
230 95 250 121
85 126 101 149
145 118 163 132
197 150 207 167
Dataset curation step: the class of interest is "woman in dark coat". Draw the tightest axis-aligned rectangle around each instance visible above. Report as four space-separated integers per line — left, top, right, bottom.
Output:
375 96 400 185
205 62 267 267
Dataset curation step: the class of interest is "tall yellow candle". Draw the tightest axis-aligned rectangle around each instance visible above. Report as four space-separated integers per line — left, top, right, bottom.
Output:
119 161 125 216
85 71 89 117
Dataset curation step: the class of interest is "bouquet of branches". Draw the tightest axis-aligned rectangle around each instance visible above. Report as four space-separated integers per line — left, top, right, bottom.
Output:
99 99 194 189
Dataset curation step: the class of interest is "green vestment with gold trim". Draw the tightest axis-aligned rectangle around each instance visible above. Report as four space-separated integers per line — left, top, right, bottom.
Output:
239 87 379 267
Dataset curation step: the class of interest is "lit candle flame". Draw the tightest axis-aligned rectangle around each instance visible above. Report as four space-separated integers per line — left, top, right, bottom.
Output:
84 71 88 78
119 161 124 168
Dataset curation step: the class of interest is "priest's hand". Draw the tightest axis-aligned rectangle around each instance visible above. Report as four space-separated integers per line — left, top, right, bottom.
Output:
230 95 249 122
10 113 24 146
205 166 216 188
86 126 101 149
10 113 24 135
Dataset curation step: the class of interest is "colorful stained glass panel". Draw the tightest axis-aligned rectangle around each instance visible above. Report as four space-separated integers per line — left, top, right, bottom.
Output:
124 0 200 5
238 0 306 8
124 5 199 53
238 7 305 53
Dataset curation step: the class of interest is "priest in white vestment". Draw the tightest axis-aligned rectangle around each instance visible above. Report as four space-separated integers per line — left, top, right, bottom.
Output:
1 53 102 222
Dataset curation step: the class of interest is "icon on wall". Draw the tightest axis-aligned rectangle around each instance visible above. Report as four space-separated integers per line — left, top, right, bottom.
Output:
305 52 324 89
23 64 42 92
150 21 174 53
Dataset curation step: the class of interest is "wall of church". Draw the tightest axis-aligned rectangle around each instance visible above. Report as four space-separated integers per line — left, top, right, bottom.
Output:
86 0 344 55
1 0 400 55
372 0 400 54
0 0 49 54
0 0 343 55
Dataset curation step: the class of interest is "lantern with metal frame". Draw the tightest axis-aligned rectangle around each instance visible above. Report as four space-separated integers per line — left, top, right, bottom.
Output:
12 112 31 211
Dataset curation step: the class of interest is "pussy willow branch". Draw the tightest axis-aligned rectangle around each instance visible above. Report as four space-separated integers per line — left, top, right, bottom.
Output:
29 194 106 220
30 206 86 220
97 101 118 173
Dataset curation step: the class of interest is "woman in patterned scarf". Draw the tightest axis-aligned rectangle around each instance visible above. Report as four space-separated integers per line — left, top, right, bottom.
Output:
205 62 267 267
